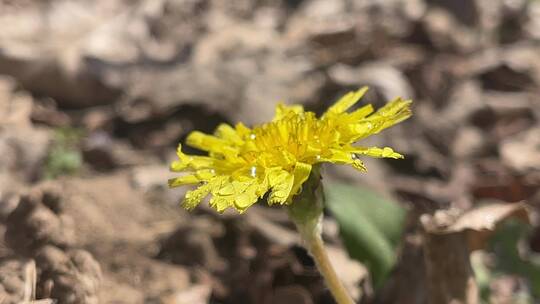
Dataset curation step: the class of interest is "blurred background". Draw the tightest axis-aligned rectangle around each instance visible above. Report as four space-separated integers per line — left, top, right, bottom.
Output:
0 0 539 303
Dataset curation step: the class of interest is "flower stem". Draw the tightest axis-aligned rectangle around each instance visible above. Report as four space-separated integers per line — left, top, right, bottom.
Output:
298 223 356 304
287 166 355 304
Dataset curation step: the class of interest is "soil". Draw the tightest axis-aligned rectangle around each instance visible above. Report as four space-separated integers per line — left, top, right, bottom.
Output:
0 0 539 303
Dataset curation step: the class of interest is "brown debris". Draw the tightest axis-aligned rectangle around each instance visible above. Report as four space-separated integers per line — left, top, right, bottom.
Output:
0 0 539 303
1 185 102 304
419 202 530 304
5 187 75 256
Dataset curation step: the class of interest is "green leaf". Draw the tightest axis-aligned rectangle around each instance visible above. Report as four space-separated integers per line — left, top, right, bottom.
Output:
324 182 406 288
44 127 83 179
489 220 540 299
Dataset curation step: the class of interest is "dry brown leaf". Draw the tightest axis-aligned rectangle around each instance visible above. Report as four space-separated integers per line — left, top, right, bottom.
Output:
420 202 530 304
422 202 530 250
448 202 529 233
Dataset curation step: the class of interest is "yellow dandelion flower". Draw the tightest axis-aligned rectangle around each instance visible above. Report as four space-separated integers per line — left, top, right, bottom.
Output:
169 87 412 213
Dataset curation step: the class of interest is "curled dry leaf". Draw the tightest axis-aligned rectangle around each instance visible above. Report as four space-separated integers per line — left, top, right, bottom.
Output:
420 202 530 304
422 202 530 250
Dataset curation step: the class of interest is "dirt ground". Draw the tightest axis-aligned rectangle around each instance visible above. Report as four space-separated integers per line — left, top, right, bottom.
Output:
1 0 539 303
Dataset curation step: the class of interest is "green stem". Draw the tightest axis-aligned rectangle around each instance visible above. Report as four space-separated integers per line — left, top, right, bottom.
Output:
287 167 355 304
297 222 356 304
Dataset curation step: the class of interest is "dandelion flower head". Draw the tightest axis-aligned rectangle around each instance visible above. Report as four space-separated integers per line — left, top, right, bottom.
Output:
169 87 412 213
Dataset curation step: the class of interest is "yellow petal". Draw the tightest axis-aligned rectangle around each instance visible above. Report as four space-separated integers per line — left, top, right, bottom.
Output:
204 176 232 212
323 86 368 117
350 98 412 141
187 131 240 156
195 169 216 179
168 175 201 188
273 103 305 121
290 162 312 196
170 144 191 171
209 179 263 212
170 160 187 172
348 104 374 120
176 144 190 162
324 149 367 171
216 183 235 196
186 131 224 150
183 184 212 210
352 146 404 159
235 122 252 139
209 196 232 213
234 181 260 211
372 97 412 122
215 123 243 145
190 157 215 169
268 169 294 205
